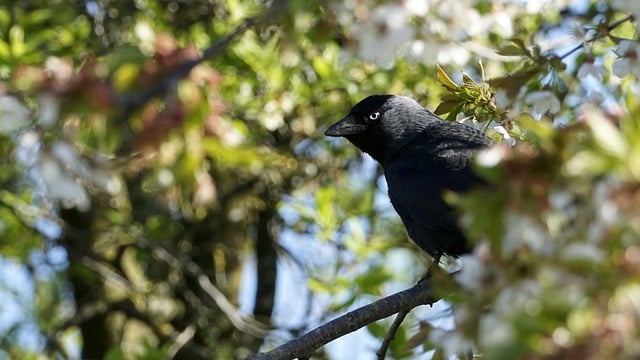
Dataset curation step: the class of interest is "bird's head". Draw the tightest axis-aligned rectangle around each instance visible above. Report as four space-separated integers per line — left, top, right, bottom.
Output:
325 95 434 164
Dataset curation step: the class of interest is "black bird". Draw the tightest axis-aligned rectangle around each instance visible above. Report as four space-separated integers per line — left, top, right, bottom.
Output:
325 95 492 258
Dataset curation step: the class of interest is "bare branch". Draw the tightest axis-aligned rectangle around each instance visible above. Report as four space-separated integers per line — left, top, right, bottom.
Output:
249 278 436 360
139 237 271 337
197 272 270 337
81 256 136 292
557 14 635 60
376 309 409 360
167 324 197 359
376 254 442 359
115 0 289 120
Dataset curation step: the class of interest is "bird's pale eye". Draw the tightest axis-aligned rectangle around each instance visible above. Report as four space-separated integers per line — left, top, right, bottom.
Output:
368 111 380 122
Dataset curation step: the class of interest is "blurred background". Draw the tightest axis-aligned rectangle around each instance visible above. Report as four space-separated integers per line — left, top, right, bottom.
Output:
1 0 639 359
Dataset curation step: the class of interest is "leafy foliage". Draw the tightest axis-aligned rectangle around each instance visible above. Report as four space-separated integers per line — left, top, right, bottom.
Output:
0 0 639 359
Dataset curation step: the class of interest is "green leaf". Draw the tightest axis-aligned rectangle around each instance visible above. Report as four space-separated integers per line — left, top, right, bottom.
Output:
511 112 554 145
312 56 332 78
354 266 391 294
104 347 125 360
445 103 465 121
9 25 26 57
564 150 614 177
487 68 539 97
462 72 478 87
0 39 10 59
583 105 627 158
436 64 460 91
434 99 461 115
316 186 337 234
509 37 527 50
496 44 526 56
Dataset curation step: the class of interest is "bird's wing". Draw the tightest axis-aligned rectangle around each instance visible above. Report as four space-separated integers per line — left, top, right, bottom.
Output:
383 123 490 255
422 121 493 170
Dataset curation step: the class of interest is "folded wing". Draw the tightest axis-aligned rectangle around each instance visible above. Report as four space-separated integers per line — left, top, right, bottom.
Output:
383 121 491 256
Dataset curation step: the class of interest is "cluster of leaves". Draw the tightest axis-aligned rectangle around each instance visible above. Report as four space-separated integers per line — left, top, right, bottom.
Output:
433 64 501 125
0 0 356 358
382 6 640 360
436 103 640 359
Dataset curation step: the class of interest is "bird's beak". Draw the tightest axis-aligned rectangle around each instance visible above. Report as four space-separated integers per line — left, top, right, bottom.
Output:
324 115 367 137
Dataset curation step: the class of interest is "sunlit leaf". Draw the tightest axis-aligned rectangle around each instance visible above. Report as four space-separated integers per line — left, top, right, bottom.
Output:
582 105 627 158
496 44 526 56
436 64 460 91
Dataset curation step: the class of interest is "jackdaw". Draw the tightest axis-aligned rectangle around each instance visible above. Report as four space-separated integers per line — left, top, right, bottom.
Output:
325 95 492 258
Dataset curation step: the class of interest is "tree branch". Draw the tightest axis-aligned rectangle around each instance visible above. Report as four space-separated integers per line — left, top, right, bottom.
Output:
137 237 271 337
113 0 290 155
115 0 289 117
557 14 635 60
376 254 441 359
376 309 408 360
249 278 437 360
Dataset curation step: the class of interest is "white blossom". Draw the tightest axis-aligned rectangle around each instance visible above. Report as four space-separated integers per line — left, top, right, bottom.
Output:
436 43 471 66
429 329 475 359
434 2 484 39
476 145 507 167
91 168 122 195
354 4 413 67
404 0 428 16
560 243 605 263
0 96 30 134
612 57 640 78
193 169 216 206
612 57 640 77
490 11 515 37
503 213 554 256
220 121 245 146
492 125 516 146
585 90 605 105
38 156 90 211
493 89 511 109
455 255 486 291
478 314 515 349
45 57 73 84
37 93 60 128
525 90 561 116
52 141 91 179
15 131 41 167
260 100 285 130
612 40 640 78
577 62 607 81
525 0 554 13
134 20 156 55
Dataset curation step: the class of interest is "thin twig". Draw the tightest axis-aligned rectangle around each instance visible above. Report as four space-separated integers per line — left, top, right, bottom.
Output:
557 14 634 60
198 272 270 337
376 253 442 359
113 0 289 154
117 0 288 112
141 238 271 337
427 253 443 276
167 324 197 359
376 309 409 360
81 256 136 292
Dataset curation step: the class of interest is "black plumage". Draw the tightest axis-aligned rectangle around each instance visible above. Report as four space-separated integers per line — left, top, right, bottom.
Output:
325 95 492 257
